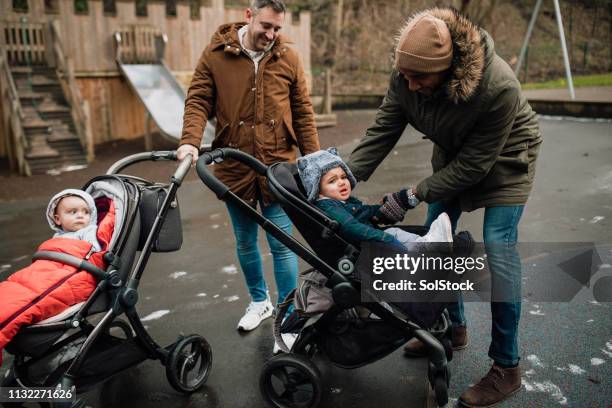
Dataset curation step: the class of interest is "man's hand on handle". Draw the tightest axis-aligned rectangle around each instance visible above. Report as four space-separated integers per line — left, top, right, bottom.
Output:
177 144 199 165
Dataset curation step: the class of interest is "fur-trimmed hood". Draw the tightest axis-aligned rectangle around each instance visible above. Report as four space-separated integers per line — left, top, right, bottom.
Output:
181 21 320 206
397 8 491 104
209 22 291 58
350 9 541 214
46 189 101 252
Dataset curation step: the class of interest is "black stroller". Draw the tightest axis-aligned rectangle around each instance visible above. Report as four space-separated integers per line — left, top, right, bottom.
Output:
196 148 473 408
1 152 212 407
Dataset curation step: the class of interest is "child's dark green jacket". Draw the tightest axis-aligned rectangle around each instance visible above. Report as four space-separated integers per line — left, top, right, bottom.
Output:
314 196 400 246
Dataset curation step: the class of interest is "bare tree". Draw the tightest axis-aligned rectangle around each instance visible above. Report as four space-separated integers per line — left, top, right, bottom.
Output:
459 0 498 28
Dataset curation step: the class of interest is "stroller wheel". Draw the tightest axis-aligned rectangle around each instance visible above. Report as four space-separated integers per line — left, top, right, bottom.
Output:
165 334 212 393
433 373 449 407
428 364 450 408
259 353 322 408
1 366 24 408
1 365 19 387
49 399 85 408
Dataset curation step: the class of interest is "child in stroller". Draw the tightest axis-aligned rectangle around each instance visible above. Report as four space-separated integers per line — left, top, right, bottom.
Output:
194 147 473 408
1 189 111 366
1 151 212 407
296 147 454 253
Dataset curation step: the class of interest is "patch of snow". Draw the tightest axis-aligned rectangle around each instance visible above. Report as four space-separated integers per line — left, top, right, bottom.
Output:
532 381 567 405
169 271 188 279
567 364 585 375
589 216 605 224
221 264 238 274
530 310 546 316
46 164 87 175
142 310 170 321
527 354 545 368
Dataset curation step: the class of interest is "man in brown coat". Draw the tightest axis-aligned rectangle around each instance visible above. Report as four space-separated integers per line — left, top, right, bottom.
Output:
177 0 319 345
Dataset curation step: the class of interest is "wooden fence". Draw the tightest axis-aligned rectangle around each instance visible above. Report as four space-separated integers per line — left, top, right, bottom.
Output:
2 20 48 65
0 0 312 150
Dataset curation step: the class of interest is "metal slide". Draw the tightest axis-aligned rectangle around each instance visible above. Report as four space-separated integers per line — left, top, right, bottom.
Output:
114 31 214 149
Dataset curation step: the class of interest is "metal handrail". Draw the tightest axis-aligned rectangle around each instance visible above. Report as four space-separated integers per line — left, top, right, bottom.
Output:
49 20 94 161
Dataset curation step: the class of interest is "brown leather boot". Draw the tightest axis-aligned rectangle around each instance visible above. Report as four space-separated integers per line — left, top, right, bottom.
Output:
403 325 468 357
459 364 521 407
452 325 468 350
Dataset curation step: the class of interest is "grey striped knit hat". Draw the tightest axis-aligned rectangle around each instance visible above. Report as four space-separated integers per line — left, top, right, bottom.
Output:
297 147 357 202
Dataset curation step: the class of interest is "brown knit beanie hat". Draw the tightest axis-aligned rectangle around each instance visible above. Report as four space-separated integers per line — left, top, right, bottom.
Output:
395 13 453 73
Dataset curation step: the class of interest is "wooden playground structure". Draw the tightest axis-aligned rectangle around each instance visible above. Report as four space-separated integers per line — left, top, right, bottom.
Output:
0 0 319 175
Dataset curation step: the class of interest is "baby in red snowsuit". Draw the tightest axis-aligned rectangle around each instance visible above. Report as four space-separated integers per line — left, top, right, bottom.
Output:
0 189 115 365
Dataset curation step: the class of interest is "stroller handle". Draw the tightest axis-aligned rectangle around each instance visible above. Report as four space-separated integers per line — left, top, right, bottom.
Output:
173 153 192 184
106 151 192 184
196 149 352 289
196 148 267 198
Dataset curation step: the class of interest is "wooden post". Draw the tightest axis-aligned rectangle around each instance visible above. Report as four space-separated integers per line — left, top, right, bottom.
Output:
0 64 15 171
324 67 332 115
144 112 152 151
100 85 111 143
83 100 95 162
43 20 59 68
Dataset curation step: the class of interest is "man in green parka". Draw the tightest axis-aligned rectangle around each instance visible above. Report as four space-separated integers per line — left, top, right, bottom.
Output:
348 8 542 408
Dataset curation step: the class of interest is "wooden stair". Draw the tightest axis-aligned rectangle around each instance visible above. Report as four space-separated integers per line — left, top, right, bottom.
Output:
10 65 88 175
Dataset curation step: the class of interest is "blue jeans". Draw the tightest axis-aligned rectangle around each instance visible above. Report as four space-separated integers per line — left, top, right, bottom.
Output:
426 201 524 366
226 200 298 305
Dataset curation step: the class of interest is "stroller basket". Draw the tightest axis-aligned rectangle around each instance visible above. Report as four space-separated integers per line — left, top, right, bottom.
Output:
75 333 149 388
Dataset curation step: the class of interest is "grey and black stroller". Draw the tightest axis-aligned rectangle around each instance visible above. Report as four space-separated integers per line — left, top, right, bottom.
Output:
196 148 474 408
1 152 211 407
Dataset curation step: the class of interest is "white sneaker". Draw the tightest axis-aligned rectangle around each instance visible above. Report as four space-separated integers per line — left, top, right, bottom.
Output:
237 298 273 331
420 212 453 253
273 332 298 354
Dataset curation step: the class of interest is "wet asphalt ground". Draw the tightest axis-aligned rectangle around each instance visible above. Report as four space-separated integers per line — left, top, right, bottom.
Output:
1 111 611 407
